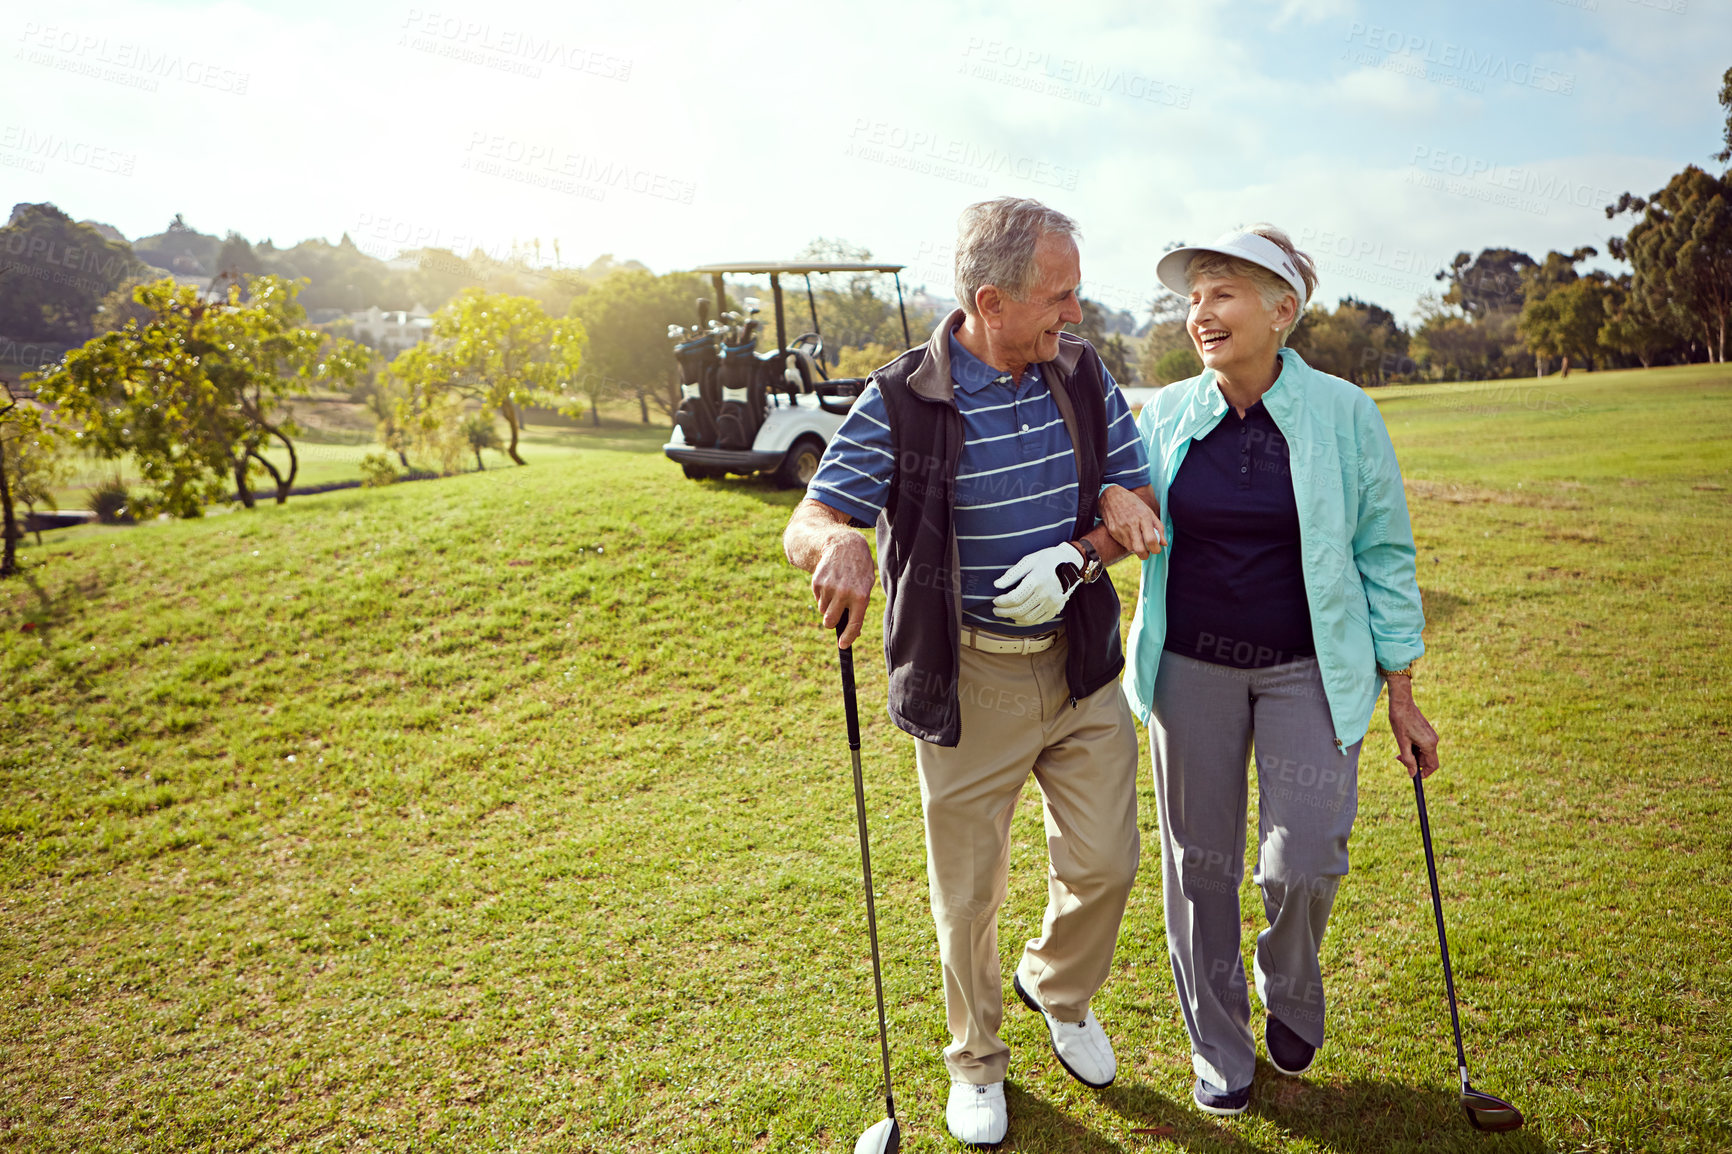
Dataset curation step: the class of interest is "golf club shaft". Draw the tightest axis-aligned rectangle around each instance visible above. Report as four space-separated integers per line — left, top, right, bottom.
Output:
1413 770 1473 1089
838 615 896 1121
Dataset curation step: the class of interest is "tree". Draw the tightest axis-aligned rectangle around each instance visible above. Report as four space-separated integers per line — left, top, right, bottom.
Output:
567 268 710 423
0 392 68 550
1519 275 1612 377
1077 299 1137 382
0 203 146 342
1289 296 1410 386
0 383 51 575
460 412 502 470
1607 166 1732 363
1516 249 1618 376
387 289 587 465
1151 346 1202 384
832 342 903 379
1411 294 1523 381
1437 248 1536 319
1598 276 1682 369
30 276 371 515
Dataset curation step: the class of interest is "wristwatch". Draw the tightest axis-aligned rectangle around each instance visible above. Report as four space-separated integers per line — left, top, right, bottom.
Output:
1378 660 1419 679
1071 538 1104 584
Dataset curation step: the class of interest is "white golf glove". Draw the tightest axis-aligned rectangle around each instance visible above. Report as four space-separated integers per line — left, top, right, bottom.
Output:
991 542 1083 627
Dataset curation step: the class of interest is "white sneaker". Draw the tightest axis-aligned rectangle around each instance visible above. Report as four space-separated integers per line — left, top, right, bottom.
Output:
946 1080 1007 1147
1014 973 1117 1088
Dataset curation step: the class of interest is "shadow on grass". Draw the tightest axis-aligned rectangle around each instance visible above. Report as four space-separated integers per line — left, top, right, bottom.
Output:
1102 1068 1548 1153
1419 587 1470 625
1006 1081 1178 1152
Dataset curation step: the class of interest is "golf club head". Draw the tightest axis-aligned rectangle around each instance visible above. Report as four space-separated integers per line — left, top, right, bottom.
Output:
853 1116 900 1154
1461 1088 1524 1132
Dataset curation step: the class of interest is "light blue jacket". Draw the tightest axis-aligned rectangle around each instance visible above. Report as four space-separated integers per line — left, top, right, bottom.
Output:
1122 348 1425 752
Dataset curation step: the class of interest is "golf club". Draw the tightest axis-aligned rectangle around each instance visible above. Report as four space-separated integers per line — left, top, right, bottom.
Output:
1413 767 1525 1133
837 611 900 1154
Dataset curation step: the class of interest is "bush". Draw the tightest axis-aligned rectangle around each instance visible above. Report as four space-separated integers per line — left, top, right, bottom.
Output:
359 453 399 488
1154 346 1203 385
86 477 135 524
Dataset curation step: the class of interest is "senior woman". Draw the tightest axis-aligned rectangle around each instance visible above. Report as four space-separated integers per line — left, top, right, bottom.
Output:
1099 225 1438 1116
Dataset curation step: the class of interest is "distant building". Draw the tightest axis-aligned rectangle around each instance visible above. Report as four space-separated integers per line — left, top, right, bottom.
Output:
342 304 434 355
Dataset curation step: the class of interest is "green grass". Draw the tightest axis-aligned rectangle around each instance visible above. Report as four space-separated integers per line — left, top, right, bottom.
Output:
47 397 673 509
1 365 1729 1152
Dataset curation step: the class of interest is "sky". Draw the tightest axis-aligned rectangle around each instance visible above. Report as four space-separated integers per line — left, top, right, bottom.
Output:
2 0 1726 323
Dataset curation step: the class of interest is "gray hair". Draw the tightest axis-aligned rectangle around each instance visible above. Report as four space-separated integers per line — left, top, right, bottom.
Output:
954 197 1080 315
1186 224 1319 345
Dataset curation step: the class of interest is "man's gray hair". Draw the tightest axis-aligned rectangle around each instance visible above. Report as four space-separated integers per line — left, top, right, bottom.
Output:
954 197 1080 315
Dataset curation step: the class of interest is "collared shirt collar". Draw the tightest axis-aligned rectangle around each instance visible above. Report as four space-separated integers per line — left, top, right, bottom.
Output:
948 331 1039 394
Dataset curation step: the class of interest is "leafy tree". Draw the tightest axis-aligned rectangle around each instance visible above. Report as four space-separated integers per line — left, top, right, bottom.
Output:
1138 314 1190 385
1598 276 1682 369
567 268 710 423
1519 271 1614 377
1152 346 1202 385
1411 294 1524 381
1076 299 1138 382
30 276 371 514
791 238 921 359
1437 248 1536 319
832 342 904 379
89 277 155 334
0 203 146 342
214 232 264 282
0 383 60 575
460 412 502 470
131 213 221 275
1290 296 1411 386
387 289 587 465
1607 165 1732 363
0 394 68 549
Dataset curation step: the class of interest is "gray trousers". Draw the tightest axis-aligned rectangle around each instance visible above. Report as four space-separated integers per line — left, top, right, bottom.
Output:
1148 651 1362 1092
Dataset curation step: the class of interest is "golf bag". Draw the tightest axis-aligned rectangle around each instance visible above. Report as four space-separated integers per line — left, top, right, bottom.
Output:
673 300 722 448
714 320 769 450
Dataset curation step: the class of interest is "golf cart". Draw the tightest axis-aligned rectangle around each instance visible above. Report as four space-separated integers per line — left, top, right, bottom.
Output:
662 262 914 488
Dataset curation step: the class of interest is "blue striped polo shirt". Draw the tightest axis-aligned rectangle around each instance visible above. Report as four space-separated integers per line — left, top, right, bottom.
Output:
807 333 1149 635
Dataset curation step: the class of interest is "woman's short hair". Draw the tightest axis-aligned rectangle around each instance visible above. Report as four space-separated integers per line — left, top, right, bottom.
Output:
1186 224 1319 343
955 197 1080 315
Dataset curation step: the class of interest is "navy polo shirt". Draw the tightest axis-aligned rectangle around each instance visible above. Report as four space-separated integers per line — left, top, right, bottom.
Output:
1164 399 1315 668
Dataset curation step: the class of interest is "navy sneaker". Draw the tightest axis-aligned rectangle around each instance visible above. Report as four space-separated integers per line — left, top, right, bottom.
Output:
1265 1015 1316 1076
1192 1077 1250 1116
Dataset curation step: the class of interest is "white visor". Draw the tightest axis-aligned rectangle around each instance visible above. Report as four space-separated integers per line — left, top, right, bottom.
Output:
1155 229 1309 311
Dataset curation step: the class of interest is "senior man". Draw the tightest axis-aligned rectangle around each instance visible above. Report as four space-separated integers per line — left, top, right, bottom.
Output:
783 197 1165 1147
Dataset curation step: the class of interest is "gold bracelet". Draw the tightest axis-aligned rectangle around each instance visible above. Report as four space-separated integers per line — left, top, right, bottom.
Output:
1378 662 1416 679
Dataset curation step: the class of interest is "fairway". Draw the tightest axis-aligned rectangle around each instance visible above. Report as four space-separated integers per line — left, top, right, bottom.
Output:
2 366 1729 1152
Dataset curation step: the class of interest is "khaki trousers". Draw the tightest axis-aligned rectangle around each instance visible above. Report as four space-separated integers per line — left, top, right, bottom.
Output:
913 635 1140 1085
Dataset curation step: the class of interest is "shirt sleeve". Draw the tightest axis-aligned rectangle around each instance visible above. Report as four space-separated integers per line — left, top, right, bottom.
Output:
1100 366 1152 490
804 382 894 525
